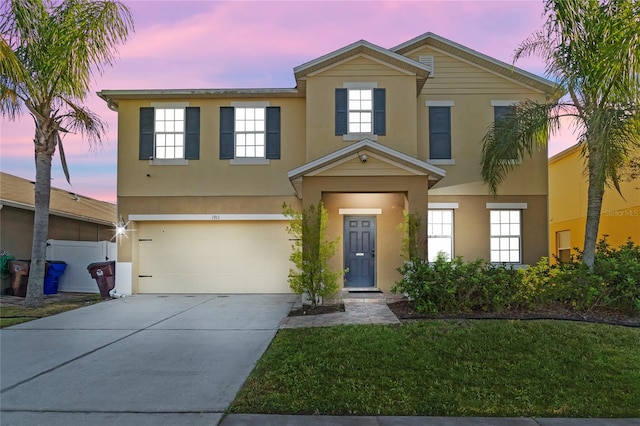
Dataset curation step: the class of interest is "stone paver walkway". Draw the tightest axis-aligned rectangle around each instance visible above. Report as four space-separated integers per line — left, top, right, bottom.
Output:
280 296 400 328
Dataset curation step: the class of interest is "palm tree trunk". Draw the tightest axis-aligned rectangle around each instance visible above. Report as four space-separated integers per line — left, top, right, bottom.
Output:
583 144 606 268
23 131 54 308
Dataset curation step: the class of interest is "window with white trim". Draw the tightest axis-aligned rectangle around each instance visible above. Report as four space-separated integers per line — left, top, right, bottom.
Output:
490 210 521 263
348 89 373 133
235 107 265 158
154 108 185 159
428 209 454 261
556 230 571 262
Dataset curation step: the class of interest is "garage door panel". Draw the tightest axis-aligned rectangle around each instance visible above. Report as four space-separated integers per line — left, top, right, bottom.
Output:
137 222 292 293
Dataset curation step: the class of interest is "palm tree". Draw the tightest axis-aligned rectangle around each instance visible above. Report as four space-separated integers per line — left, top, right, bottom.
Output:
481 0 640 267
0 0 133 307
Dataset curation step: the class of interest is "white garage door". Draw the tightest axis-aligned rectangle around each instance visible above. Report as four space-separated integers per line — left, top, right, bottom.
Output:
137 221 292 293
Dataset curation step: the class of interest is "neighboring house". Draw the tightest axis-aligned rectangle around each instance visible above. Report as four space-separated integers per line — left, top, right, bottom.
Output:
549 144 640 262
0 172 116 292
98 32 554 295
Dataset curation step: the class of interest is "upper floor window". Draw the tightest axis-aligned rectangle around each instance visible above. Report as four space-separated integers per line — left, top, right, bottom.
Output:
139 106 200 161
235 107 265 158
335 86 385 138
155 108 185 159
428 106 451 160
348 89 372 133
220 105 281 160
491 101 519 162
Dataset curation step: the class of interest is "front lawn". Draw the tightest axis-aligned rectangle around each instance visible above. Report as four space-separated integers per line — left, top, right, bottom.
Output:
231 320 640 417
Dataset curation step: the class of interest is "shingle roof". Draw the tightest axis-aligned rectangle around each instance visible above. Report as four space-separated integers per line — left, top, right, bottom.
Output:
0 172 116 226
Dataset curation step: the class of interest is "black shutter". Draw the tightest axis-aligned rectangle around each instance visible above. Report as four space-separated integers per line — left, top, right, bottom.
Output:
335 88 347 135
373 88 386 135
139 107 154 160
220 107 235 159
185 107 200 160
429 107 451 159
265 106 281 159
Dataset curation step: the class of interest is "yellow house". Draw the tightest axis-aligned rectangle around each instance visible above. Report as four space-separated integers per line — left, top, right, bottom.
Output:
549 144 640 261
98 32 555 295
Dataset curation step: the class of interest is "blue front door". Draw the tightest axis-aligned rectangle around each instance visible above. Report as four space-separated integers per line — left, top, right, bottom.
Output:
344 216 376 287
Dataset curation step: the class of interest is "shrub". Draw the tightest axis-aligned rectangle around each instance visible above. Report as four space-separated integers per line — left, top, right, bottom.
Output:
283 202 343 307
393 238 640 315
393 253 520 314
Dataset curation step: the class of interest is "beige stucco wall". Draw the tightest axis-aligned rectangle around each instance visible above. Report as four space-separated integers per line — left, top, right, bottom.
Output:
116 98 305 198
304 55 419 161
429 194 548 265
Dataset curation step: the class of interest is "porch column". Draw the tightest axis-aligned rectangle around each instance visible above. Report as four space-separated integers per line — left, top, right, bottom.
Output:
406 178 429 260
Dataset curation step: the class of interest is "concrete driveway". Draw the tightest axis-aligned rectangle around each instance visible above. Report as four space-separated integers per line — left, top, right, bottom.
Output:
0 294 297 426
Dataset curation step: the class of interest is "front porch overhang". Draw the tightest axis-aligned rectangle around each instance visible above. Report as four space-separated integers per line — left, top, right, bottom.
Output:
286 139 446 199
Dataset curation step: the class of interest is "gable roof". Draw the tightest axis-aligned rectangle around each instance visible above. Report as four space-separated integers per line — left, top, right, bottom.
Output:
293 40 433 95
0 172 116 226
287 139 446 198
392 32 557 94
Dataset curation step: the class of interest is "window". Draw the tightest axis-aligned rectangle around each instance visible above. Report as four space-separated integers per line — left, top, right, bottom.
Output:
220 106 280 160
493 105 512 123
235 107 265 158
428 106 451 160
556 230 571 262
335 87 385 137
139 107 200 161
348 89 372 133
154 108 184 159
490 210 521 263
492 101 519 161
428 209 453 261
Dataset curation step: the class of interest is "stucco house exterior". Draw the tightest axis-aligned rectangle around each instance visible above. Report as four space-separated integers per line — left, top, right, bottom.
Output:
98 32 555 295
549 144 640 262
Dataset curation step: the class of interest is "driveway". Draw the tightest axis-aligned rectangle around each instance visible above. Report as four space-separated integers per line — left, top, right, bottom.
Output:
0 294 297 426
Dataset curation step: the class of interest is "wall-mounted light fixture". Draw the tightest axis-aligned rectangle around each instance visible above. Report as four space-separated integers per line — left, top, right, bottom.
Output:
358 153 368 163
115 217 128 237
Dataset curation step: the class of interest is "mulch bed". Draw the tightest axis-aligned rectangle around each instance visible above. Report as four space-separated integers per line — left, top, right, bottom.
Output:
387 300 640 327
289 304 345 316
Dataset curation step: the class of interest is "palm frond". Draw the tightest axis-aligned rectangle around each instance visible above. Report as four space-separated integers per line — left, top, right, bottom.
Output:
481 100 572 194
58 98 107 147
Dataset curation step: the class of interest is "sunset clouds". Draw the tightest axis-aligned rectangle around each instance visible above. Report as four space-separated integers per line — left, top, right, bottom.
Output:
0 0 577 202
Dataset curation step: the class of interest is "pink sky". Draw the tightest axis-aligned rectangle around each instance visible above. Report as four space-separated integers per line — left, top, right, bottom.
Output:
0 0 578 203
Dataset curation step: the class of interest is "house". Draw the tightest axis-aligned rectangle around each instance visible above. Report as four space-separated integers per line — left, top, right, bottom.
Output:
98 32 555 295
549 144 640 262
0 172 116 293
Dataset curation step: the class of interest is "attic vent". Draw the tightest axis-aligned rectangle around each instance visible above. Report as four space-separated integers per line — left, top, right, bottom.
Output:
419 55 434 77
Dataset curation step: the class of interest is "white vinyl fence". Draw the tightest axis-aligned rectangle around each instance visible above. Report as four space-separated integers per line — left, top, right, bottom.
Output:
46 240 117 294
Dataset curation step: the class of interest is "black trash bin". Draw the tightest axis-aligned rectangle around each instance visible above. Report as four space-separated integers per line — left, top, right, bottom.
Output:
87 261 116 299
8 260 30 297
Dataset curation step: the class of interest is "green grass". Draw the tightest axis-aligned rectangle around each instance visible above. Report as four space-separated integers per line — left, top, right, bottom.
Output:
231 320 640 417
0 294 102 328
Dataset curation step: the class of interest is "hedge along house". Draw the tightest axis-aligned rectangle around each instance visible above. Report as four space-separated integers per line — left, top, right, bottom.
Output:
98 32 555 295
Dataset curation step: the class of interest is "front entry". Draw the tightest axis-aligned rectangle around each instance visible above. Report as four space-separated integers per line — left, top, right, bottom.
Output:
344 216 376 287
